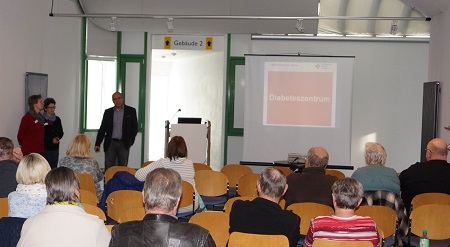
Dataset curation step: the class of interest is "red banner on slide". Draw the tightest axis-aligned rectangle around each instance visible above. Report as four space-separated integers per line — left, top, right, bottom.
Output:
265 71 334 127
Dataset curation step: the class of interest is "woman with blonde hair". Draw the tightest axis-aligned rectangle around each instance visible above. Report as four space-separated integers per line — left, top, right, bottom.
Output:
59 134 103 199
8 153 51 218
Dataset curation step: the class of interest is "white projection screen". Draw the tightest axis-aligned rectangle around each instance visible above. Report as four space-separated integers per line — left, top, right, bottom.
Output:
243 55 355 167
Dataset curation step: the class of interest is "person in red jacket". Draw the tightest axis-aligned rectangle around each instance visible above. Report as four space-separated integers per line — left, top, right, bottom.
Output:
17 95 47 155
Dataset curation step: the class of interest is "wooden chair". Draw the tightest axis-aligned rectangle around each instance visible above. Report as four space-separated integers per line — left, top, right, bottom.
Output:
0 197 8 218
79 189 99 206
408 204 450 246
176 181 196 218
286 202 334 235
236 173 259 197
312 238 373 247
324 169 345 179
106 190 144 222
270 166 293 176
228 232 289 247
81 203 106 221
279 198 286 209
141 161 153 168
220 164 253 196
223 196 255 213
117 207 145 223
104 166 137 184
194 170 229 210
105 225 114 233
355 205 397 238
410 192 450 211
77 173 97 195
189 211 230 247
193 163 212 172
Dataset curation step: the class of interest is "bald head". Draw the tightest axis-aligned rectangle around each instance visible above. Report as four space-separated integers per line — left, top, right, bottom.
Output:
426 138 448 161
306 147 329 168
112 92 124 109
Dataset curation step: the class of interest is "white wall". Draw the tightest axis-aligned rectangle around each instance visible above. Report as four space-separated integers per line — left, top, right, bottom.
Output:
0 0 82 157
429 9 450 144
229 35 429 176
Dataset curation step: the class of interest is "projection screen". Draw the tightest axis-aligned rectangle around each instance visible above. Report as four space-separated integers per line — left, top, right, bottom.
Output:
243 55 355 167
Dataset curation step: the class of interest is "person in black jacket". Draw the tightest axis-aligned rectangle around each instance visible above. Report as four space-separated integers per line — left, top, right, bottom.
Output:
43 98 64 169
109 168 216 247
94 92 138 170
229 167 301 247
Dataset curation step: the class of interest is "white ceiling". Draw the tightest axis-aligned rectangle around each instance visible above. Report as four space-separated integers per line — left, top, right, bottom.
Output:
69 0 450 35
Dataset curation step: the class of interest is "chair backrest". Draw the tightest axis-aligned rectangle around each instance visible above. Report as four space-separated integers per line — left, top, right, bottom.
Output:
411 192 450 211
77 173 97 195
179 181 195 211
220 164 253 189
0 198 8 218
0 217 27 246
355 205 397 237
105 224 114 233
286 202 334 235
141 161 153 168
194 170 229 197
312 238 373 247
189 211 230 247
236 173 259 197
104 166 137 184
117 207 146 223
106 190 144 222
228 232 289 247
81 203 106 221
279 198 286 209
193 163 212 172
270 166 293 176
409 204 450 240
223 196 255 213
79 189 99 206
324 169 345 179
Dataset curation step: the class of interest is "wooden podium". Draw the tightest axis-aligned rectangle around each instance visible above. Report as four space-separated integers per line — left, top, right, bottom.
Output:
164 120 211 165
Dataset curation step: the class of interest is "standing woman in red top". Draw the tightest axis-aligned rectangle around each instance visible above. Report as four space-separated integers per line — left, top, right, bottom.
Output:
17 95 47 155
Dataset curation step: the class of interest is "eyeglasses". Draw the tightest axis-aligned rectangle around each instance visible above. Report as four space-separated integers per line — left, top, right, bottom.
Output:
47 106 56 109
425 148 433 154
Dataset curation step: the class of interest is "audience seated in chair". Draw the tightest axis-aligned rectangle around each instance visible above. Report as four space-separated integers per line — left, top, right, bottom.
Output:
109 168 215 247
0 137 22 198
8 153 50 218
284 147 338 209
351 142 400 195
229 167 300 247
399 138 450 213
17 167 110 247
303 178 380 247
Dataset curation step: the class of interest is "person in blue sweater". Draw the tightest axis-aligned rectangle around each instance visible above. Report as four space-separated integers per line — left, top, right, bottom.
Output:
351 142 400 195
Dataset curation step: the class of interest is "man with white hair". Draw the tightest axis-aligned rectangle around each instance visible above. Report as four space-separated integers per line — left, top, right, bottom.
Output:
0 137 22 197
351 142 400 194
109 168 216 247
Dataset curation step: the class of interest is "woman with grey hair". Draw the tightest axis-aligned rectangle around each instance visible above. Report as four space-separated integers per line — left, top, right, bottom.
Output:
303 178 379 247
351 142 400 195
17 167 110 247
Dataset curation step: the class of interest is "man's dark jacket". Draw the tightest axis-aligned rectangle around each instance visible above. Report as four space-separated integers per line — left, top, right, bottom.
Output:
95 105 138 152
109 214 216 247
0 160 18 197
229 197 300 247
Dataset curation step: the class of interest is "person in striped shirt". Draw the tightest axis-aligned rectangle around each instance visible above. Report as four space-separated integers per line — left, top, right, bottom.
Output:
304 178 380 247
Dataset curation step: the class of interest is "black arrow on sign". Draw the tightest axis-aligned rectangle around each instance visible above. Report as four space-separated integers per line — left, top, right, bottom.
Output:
207 41 212 47
165 40 170 46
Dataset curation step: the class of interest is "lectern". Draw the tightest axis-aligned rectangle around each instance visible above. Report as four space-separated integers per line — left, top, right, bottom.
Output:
164 119 211 166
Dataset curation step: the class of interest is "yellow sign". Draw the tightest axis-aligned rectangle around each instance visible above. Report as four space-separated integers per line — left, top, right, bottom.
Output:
164 37 171 49
205 37 213 50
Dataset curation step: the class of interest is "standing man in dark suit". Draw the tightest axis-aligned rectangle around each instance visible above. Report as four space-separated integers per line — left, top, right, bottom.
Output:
94 92 138 170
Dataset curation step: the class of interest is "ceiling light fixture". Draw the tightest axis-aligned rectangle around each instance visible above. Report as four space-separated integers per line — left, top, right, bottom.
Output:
167 18 174 33
390 20 398 35
110 17 117 32
295 19 304 33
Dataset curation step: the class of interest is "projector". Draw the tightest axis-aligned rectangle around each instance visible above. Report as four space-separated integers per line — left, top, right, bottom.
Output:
288 153 307 164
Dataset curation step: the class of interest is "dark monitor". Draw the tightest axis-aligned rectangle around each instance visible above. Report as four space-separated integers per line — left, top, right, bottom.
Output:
178 117 202 124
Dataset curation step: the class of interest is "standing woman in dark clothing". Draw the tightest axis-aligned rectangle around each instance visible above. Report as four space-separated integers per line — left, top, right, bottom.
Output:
42 98 64 169
17 95 47 155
